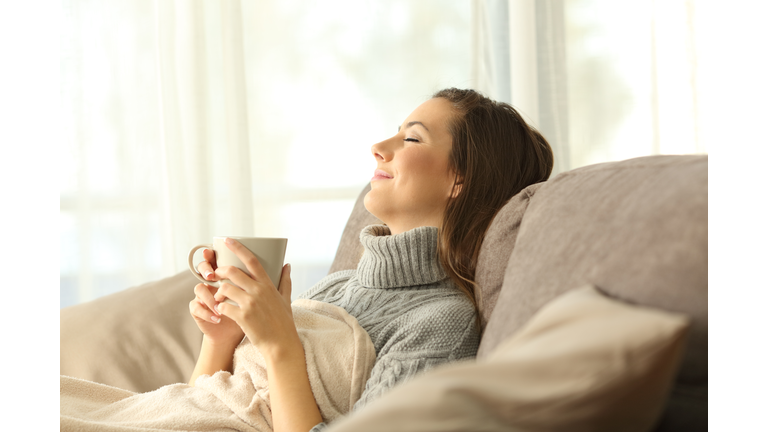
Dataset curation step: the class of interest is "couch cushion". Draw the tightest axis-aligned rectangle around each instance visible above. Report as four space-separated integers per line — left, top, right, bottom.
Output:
325 285 689 432
60 271 203 393
480 155 708 430
474 182 543 331
328 183 383 274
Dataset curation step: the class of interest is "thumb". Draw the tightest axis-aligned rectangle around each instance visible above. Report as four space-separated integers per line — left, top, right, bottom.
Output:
278 263 292 303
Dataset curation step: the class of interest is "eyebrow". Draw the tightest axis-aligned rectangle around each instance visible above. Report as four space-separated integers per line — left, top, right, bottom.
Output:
397 121 429 133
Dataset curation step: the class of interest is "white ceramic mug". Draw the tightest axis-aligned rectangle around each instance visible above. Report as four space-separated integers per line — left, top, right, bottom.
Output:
188 236 288 306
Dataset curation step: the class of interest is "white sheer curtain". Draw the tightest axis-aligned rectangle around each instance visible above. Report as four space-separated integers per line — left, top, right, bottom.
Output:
60 0 472 308
153 0 255 283
61 0 743 309
472 0 708 176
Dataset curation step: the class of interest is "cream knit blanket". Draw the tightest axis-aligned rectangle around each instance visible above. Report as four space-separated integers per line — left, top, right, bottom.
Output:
60 299 376 432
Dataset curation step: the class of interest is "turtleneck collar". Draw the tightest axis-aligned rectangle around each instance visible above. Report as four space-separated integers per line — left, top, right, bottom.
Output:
356 224 448 289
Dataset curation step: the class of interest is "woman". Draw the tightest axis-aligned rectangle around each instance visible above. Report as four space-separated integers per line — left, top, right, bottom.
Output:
188 88 554 432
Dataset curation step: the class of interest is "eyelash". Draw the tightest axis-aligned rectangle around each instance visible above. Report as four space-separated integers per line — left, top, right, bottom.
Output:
404 138 419 143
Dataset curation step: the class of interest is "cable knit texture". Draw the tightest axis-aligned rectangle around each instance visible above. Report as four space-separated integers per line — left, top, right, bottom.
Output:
303 225 480 432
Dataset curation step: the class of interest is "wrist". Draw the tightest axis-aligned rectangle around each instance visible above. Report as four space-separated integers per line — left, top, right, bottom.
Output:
262 335 304 366
202 334 243 350
190 335 240 386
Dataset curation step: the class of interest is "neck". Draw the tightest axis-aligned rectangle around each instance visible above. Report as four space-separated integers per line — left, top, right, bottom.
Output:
356 225 448 288
382 216 443 236
387 224 436 236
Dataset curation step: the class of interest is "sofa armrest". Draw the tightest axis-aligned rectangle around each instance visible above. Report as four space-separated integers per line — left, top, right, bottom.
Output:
60 271 203 393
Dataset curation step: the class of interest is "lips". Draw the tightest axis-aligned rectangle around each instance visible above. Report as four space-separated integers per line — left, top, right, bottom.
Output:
372 169 393 181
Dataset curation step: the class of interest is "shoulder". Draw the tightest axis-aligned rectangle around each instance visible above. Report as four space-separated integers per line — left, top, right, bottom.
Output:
380 287 479 356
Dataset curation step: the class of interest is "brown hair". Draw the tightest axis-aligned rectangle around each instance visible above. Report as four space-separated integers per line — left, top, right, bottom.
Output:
432 88 554 323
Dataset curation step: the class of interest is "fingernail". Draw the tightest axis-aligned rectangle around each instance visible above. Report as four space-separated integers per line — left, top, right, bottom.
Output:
211 316 220 323
225 237 234 245
204 271 213 279
287 263 291 273
214 304 220 314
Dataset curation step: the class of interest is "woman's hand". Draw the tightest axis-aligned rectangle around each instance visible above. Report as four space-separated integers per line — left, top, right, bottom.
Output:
189 248 244 346
189 282 245 347
213 238 299 360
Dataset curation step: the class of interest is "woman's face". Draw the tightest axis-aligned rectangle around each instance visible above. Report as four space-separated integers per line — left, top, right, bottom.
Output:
364 97 459 235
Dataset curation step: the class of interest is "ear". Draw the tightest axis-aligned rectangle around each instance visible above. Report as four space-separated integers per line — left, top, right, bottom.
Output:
447 170 464 199
450 182 463 199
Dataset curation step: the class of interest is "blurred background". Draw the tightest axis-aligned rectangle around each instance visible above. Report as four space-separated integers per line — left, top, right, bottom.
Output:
61 0 716 308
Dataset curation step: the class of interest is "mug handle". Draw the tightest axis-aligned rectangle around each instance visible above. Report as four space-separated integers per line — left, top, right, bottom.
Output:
187 244 218 287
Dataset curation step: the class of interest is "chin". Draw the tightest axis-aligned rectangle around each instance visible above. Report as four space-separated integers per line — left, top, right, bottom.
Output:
363 189 385 222
363 189 375 215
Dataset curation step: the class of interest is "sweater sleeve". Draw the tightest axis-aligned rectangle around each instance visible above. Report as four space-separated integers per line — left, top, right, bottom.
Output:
351 300 480 412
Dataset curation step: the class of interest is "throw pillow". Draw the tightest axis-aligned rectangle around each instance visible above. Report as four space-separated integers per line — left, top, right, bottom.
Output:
325 285 690 432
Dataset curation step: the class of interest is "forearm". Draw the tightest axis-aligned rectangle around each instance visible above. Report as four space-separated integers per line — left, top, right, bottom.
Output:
265 342 323 432
188 335 239 386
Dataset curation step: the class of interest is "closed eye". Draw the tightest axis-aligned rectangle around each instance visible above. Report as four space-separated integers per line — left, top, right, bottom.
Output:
404 138 419 143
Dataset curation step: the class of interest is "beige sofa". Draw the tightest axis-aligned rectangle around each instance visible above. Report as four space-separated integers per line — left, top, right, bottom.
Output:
61 154 707 431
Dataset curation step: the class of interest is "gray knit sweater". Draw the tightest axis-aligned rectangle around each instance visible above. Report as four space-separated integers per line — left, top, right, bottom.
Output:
303 224 480 431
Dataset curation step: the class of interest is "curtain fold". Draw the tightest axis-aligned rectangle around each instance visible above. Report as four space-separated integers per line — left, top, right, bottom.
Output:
535 0 570 175
508 0 539 128
219 0 255 238
154 0 253 276
471 0 510 105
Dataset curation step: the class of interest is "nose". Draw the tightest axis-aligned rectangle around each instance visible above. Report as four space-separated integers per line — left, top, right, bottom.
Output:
371 137 396 162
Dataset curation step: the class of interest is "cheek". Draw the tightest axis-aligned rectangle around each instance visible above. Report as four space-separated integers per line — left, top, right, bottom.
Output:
401 149 450 178
396 152 454 204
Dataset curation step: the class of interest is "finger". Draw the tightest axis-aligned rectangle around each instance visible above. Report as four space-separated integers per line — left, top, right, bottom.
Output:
215 299 242 325
224 238 269 281
197 260 216 281
194 283 220 316
213 281 248 306
214 265 260 295
277 263 292 304
203 248 218 270
189 299 221 324
196 249 218 281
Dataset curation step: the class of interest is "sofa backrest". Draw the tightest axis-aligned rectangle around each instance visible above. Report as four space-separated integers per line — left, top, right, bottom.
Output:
480 154 708 431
